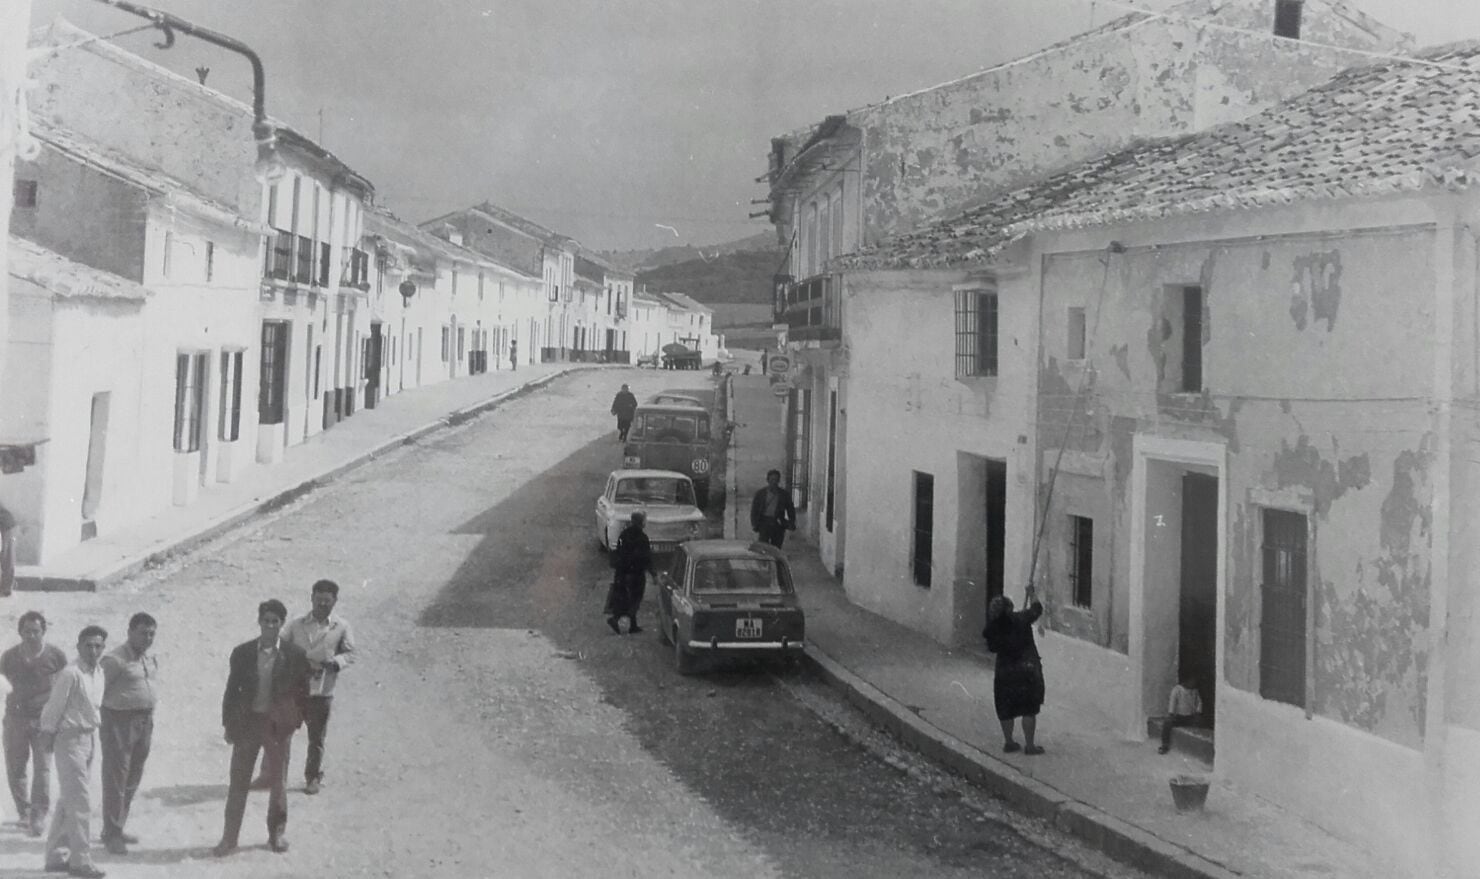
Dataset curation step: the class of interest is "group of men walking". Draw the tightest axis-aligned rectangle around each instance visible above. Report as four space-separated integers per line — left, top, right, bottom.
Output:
0 579 355 877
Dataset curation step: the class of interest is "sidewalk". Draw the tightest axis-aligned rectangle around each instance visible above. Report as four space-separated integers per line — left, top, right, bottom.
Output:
724 367 1379 879
17 362 602 592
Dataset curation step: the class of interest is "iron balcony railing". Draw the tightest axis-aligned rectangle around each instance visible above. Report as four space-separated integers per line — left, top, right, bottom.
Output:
777 273 842 343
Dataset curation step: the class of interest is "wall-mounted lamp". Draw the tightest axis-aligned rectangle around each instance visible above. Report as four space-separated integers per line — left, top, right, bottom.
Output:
399 280 417 306
90 1 282 184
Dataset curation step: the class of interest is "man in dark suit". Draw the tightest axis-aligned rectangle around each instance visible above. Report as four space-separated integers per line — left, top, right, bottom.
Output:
750 469 797 548
212 599 309 858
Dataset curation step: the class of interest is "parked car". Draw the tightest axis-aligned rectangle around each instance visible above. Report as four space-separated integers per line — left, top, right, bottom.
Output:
594 469 708 553
647 392 704 407
623 403 714 505
656 540 805 675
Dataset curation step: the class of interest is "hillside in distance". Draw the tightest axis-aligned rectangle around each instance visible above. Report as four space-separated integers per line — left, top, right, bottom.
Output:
604 230 778 273
635 248 780 306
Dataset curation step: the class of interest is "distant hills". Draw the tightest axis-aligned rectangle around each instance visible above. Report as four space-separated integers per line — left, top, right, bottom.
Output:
600 231 783 308
602 230 778 274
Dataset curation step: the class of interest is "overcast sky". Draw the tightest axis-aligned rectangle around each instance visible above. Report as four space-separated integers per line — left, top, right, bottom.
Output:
30 0 1480 251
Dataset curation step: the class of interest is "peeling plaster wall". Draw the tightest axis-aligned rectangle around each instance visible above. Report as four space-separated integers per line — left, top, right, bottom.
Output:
28 39 260 218
1038 224 1437 747
11 151 148 283
840 268 1037 646
848 2 1401 244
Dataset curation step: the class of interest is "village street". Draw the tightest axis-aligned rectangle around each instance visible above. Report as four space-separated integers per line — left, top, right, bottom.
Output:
0 371 1145 879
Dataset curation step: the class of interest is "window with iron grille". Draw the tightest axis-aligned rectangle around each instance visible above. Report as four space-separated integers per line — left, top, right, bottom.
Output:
1260 508 1308 708
912 471 934 587
218 349 243 441
953 287 998 378
172 351 208 452
1069 515 1094 608
258 321 288 425
785 388 811 511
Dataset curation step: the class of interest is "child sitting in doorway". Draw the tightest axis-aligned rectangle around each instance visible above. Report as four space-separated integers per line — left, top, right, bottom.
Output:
1159 674 1204 755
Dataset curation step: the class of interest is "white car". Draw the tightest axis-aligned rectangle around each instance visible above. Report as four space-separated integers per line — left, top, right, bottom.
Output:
595 469 709 553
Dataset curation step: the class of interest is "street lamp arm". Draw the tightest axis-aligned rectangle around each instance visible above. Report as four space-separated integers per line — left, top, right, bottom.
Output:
86 0 272 145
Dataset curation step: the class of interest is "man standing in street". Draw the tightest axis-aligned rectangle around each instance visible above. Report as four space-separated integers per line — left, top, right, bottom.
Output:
214 600 309 858
99 613 157 855
610 383 638 441
38 625 108 879
284 580 356 797
750 468 797 549
509 339 518 371
1 611 67 836
605 511 653 634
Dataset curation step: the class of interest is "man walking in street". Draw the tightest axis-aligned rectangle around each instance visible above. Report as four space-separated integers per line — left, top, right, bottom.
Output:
610 383 638 441
605 511 654 634
284 580 356 797
750 469 797 549
38 625 108 879
214 600 310 858
509 339 518 371
99 613 157 855
1 611 67 836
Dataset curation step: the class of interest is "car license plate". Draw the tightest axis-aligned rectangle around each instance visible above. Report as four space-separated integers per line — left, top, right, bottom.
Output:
735 618 762 639
651 541 675 553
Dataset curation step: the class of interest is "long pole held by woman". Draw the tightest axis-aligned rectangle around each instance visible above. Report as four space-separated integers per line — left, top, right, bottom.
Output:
983 584 1046 755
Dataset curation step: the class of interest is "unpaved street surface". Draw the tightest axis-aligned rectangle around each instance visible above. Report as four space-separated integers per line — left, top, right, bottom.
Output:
0 370 1147 879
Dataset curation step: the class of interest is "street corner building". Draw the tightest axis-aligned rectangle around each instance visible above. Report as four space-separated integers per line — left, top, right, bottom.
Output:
759 0 1410 605
757 0 1480 874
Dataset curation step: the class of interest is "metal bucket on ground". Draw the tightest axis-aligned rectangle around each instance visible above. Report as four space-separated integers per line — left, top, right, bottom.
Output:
1169 774 1211 812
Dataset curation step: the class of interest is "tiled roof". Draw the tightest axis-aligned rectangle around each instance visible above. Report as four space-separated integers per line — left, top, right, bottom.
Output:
841 42 1480 270
656 292 711 313
472 202 573 246
31 121 263 232
9 236 151 302
368 207 539 282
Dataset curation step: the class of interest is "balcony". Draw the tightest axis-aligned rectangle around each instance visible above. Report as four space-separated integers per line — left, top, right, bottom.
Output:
341 246 371 290
776 273 842 345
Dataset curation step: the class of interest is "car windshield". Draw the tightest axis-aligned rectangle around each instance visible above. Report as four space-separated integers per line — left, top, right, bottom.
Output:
692 558 787 594
614 477 695 505
638 414 703 443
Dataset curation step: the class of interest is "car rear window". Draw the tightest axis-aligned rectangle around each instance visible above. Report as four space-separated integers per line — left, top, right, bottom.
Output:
630 411 710 443
614 477 695 506
692 558 788 594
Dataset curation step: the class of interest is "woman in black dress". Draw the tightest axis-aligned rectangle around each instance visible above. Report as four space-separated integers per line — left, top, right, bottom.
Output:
983 585 1046 754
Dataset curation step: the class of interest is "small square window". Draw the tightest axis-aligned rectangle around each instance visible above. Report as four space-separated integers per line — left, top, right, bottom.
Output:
13 179 37 208
1274 0 1303 39
1067 307 1087 360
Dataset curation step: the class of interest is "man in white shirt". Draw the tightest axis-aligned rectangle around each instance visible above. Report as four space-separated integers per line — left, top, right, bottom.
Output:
38 625 108 879
283 580 356 796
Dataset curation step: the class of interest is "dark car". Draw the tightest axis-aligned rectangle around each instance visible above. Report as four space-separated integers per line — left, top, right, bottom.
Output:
656 540 805 675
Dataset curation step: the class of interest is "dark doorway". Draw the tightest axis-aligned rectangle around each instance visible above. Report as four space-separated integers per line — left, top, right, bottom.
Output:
985 459 1007 604
1179 473 1218 722
366 323 383 410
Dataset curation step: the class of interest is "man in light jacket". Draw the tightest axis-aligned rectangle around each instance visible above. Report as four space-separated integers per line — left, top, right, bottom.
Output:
283 580 356 796
38 625 108 878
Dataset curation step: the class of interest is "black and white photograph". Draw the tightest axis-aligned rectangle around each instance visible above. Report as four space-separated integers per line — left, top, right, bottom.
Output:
0 0 1478 876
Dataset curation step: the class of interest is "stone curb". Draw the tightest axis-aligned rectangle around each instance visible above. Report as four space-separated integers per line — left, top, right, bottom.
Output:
798 644 1241 879
723 380 1239 879
16 367 592 593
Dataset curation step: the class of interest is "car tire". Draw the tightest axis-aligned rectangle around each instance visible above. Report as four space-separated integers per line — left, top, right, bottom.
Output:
673 628 695 675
